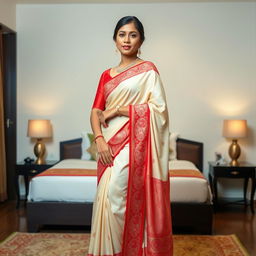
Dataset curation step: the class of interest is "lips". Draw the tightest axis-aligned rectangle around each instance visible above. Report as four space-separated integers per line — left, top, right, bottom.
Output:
122 45 131 50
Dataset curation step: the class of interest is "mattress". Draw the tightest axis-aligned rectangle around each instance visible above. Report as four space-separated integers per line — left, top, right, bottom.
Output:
28 159 212 203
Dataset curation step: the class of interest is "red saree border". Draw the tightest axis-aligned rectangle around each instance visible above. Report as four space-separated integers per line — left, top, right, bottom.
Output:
146 176 173 255
104 61 158 101
144 127 173 255
122 103 150 256
97 121 129 184
122 103 173 256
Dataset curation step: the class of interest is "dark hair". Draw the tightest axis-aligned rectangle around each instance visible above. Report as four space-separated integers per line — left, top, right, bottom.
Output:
113 16 145 42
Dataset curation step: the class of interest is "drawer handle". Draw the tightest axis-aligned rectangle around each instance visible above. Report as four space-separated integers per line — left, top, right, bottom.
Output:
231 171 239 175
30 170 37 174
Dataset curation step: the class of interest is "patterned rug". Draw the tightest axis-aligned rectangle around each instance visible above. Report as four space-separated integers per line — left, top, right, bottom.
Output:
0 232 249 256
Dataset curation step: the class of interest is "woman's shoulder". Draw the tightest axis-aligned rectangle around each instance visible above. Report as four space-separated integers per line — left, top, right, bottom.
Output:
100 68 111 76
142 60 159 74
98 68 111 82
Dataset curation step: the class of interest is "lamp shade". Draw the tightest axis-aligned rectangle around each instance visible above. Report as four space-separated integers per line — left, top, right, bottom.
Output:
222 119 247 139
27 119 52 138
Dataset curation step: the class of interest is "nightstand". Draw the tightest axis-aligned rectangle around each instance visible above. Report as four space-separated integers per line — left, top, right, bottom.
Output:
208 161 256 213
15 160 58 208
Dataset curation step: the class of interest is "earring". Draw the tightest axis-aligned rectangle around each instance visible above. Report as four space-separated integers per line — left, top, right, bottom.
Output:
137 48 141 57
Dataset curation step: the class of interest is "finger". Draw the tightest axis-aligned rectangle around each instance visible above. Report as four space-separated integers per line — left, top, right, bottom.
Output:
99 153 106 165
109 146 114 157
101 153 107 165
103 150 112 165
98 153 104 164
106 154 112 165
103 152 110 165
99 118 107 128
107 150 113 164
103 121 108 128
104 151 111 165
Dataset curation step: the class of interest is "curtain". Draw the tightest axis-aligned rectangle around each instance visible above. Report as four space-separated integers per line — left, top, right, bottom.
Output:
0 32 7 202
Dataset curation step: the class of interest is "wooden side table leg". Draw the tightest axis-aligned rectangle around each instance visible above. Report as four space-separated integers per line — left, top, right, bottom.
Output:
244 178 249 204
15 174 20 209
250 178 256 214
24 174 29 201
213 176 218 208
208 173 213 193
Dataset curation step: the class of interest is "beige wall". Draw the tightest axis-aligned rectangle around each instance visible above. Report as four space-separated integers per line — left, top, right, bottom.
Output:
0 0 16 30
16 2 256 197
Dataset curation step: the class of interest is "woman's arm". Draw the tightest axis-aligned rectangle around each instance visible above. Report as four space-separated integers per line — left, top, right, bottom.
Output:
101 105 129 122
90 108 104 136
90 105 129 165
115 106 129 117
90 108 113 165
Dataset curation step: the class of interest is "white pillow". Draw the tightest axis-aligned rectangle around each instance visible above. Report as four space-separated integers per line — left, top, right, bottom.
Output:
169 132 180 160
81 132 93 160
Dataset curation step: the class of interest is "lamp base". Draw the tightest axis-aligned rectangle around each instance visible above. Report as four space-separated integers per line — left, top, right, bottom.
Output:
228 139 241 166
229 159 239 167
34 138 46 165
35 158 46 165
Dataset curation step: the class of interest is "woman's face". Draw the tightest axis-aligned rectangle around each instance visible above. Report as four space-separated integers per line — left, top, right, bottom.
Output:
115 22 142 57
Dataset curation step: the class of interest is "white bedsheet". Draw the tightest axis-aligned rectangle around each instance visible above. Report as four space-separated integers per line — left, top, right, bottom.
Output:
28 159 212 203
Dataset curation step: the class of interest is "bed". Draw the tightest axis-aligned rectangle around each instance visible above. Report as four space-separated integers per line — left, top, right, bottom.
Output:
27 137 213 234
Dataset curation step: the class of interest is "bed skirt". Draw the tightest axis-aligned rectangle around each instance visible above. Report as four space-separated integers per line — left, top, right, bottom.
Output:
27 201 213 234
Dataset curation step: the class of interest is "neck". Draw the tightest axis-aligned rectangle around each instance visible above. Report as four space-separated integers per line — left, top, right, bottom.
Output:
120 54 138 65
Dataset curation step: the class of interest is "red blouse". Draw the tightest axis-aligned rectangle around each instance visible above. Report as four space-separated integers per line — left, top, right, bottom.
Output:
92 69 112 110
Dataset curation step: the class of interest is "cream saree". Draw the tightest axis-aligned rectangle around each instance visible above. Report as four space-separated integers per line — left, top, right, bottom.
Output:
88 61 173 256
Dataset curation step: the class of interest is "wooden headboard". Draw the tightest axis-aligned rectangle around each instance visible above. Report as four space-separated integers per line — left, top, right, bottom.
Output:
60 137 203 172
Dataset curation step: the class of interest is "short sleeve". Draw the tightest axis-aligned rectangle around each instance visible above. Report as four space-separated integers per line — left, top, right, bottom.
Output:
92 72 106 110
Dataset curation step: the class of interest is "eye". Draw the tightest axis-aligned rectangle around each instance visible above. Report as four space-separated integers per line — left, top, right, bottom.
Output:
119 33 125 37
131 34 137 38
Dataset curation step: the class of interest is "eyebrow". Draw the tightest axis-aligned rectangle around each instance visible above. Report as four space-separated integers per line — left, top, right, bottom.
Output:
118 31 138 33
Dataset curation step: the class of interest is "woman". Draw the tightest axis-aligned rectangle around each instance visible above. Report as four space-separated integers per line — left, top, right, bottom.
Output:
88 16 173 256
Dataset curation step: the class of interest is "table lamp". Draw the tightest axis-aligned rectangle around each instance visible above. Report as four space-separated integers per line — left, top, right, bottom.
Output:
27 119 52 164
222 119 247 166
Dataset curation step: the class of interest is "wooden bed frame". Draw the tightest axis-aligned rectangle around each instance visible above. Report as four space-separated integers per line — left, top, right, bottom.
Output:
27 137 213 234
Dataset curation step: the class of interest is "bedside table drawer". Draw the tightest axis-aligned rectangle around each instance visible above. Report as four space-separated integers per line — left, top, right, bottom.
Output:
29 169 39 175
214 167 254 178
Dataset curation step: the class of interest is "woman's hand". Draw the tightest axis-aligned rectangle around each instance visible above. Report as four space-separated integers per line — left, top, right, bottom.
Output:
97 111 108 128
95 137 114 165
97 108 117 128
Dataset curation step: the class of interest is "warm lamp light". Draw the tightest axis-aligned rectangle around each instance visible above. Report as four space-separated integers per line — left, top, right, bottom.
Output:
27 119 52 164
222 120 247 166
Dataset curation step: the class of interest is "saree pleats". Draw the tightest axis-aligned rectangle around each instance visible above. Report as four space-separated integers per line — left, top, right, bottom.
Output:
88 145 129 256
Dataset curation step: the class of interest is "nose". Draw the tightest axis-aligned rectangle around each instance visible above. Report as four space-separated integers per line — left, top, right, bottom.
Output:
124 35 130 43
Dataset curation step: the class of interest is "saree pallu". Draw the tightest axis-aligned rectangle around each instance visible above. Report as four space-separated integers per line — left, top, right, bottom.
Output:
88 61 173 256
